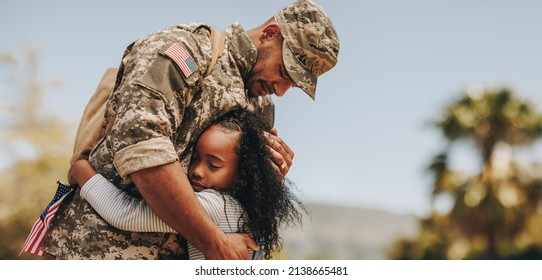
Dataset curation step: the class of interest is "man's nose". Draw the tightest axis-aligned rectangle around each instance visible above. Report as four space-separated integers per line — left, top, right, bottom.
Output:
274 82 293 97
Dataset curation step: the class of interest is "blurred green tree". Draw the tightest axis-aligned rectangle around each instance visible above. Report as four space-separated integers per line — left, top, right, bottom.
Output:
0 45 73 259
389 87 542 259
387 214 452 260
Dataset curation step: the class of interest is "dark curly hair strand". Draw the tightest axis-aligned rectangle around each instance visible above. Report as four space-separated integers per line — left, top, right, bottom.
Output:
212 109 305 259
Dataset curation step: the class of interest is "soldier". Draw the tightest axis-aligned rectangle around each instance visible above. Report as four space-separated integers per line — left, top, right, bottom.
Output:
42 0 339 259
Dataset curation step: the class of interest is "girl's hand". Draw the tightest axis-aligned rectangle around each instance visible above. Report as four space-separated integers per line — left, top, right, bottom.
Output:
68 160 98 188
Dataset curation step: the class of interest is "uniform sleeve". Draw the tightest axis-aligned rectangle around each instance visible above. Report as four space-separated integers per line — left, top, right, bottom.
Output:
80 174 227 232
107 32 205 179
110 82 181 180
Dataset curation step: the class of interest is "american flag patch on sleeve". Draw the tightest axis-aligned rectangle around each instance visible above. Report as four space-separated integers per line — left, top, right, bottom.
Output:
164 43 198 78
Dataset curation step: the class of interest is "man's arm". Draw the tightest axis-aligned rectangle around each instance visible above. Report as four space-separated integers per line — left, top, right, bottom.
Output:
130 161 258 259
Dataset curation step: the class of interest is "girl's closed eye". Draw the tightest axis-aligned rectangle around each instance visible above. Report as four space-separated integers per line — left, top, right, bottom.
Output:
208 163 221 170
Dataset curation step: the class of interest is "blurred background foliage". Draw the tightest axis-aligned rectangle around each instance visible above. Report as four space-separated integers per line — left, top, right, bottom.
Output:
0 46 73 259
388 88 542 259
1 45 542 260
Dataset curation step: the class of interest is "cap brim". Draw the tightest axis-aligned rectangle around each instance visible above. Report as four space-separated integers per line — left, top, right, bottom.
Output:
282 41 317 100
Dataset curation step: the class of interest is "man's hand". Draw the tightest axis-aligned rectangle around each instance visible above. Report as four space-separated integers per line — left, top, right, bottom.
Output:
204 233 259 260
266 128 294 177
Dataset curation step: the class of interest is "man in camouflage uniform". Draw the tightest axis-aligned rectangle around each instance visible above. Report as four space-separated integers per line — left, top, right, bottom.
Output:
42 0 339 259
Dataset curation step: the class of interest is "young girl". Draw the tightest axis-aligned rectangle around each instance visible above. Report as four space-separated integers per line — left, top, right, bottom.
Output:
69 109 304 260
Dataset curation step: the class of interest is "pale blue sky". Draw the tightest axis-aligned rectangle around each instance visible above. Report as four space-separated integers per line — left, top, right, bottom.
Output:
1 0 541 216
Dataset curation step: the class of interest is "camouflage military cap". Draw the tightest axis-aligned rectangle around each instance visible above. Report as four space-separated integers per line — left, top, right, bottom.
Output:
274 0 339 100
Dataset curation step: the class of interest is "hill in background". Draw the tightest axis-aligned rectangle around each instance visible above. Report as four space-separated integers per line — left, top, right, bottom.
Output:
280 203 419 259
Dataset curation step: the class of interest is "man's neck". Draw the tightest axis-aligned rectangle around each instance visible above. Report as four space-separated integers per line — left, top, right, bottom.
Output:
225 23 258 82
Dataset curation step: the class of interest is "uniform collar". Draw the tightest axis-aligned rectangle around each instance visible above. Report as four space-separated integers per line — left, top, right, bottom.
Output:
225 23 258 83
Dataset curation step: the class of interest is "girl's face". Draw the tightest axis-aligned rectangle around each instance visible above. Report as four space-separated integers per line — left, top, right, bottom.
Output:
188 125 240 192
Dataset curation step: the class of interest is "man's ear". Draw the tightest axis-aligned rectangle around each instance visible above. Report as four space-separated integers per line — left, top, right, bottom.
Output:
260 23 281 43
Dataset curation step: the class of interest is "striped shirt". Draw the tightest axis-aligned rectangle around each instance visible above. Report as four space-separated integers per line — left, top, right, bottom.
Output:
80 174 262 260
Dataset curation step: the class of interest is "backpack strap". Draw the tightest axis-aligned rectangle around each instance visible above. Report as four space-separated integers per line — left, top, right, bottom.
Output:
71 67 117 164
205 27 226 77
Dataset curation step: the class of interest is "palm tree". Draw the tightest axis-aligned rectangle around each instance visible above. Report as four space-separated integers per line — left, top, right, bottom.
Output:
429 87 542 259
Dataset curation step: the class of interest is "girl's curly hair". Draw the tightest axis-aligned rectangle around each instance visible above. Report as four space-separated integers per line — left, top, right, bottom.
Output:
212 109 304 259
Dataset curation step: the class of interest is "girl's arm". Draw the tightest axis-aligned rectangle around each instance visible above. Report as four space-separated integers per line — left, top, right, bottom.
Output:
81 174 229 232
68 159 97 187
71 160 226 232
81 174 178 232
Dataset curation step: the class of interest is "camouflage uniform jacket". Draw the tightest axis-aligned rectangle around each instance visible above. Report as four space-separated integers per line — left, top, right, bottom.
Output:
42 23 274 259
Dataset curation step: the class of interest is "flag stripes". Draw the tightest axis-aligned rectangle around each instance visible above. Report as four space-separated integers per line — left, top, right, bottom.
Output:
20 182 72 257
164 43 197 77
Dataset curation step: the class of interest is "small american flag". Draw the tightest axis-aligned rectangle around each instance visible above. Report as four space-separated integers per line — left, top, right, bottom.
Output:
164 43 198 78
20 181 73 256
